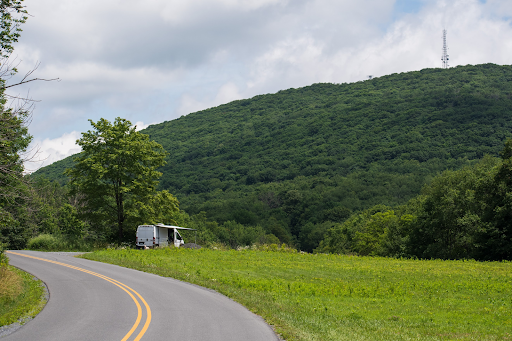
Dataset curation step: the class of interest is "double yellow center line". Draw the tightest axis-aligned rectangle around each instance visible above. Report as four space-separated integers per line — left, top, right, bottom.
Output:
7 251 151 341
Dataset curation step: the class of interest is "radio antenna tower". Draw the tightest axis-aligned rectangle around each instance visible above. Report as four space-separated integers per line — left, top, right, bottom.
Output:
441 29 449 69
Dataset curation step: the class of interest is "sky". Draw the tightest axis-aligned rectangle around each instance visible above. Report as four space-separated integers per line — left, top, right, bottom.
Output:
7 0 512 171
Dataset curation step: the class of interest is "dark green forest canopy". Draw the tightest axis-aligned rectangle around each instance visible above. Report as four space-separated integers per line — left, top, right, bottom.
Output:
35 63 512 247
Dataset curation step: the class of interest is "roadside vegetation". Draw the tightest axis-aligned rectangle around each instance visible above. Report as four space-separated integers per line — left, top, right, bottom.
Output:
0 247 46 327
82 247 512 341
26 233 102 252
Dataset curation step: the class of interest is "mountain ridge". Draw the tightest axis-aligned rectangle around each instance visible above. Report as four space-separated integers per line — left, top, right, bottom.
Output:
35 63 512 250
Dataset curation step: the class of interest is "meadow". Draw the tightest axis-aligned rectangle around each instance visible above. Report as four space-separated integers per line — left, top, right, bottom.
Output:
81 247 512 340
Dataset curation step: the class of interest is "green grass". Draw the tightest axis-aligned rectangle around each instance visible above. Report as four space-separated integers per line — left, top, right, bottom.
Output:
81 248 512 341
0 265 47 327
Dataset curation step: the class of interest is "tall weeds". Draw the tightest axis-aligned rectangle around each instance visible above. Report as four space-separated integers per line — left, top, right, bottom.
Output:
0 242 21 300
0 265 22 301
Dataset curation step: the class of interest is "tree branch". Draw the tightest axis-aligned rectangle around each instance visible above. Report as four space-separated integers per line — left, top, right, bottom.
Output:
1 76 59 90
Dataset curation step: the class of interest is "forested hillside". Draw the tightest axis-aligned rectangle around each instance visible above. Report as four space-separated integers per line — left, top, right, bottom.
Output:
36 63 512 251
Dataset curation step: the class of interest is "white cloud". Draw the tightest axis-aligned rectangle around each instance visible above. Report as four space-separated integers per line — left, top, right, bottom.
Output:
25 131 81 173
246 0 512 93
155 0 289 23
248 36 324 91
178 82 243 115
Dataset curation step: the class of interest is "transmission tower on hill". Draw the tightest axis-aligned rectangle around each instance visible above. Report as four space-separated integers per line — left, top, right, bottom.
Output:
441 29 449 69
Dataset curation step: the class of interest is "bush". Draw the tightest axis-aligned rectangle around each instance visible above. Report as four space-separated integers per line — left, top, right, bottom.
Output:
0 243 8 265
27 233 99 252
27 234 60 251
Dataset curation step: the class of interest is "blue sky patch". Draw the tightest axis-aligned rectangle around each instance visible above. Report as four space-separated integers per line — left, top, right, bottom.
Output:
394 0 425 15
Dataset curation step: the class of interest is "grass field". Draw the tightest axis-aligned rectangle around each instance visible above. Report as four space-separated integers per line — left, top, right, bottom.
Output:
0 265 47 327
82 248 512 341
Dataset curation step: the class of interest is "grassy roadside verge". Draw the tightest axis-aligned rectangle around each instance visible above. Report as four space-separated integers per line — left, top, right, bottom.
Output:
81 248 512 341
0 265 47 327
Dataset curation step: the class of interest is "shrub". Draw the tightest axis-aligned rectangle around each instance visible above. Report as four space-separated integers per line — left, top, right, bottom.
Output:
27 234 60 251
0 243 8 266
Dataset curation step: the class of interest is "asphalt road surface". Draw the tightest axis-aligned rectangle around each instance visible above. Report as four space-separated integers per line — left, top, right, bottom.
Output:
4 250 279 341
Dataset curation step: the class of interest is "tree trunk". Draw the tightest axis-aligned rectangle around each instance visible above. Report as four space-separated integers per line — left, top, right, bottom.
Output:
116 184 124 243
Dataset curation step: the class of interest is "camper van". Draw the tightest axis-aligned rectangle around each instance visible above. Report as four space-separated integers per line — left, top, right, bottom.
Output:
136 224 196 249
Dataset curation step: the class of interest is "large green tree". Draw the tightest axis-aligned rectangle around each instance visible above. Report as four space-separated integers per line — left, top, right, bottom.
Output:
0 103 30 207
477 139 512 260
65 118 168 242
0 0 30 250
407 157 499 259
0 0 29 204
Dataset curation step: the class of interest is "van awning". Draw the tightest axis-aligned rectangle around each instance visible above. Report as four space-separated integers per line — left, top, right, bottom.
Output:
155 223 197 231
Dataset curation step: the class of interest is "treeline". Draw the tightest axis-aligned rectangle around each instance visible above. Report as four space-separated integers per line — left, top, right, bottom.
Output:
317 141 512 260
14 133 512 260
13 132 512 260
1 176 88 250
11 140 512 261
1 175 281 251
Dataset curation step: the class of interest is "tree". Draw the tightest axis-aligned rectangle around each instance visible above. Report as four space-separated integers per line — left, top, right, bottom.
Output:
0 102 31 206
65 118 168 243
138 189 180 226
0 0 31 250
408 156 499 260
477 139 512 260
0 0 26 59
0 1 61 252
58 204 86 239
0 0 29 202
315 205 392 255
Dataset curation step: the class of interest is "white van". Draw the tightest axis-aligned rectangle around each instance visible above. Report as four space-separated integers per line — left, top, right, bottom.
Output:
135 224 196 249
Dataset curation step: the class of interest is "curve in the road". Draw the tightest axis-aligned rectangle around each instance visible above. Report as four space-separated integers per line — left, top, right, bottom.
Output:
6 251 151 341
6 250 279 341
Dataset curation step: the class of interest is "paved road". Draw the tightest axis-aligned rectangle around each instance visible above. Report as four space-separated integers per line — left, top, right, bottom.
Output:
4 250 279 341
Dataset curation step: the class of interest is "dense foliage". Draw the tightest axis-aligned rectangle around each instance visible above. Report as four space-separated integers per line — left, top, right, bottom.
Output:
0 0 31 250
318 141 512 261
37 63 512 252
0 104 31 249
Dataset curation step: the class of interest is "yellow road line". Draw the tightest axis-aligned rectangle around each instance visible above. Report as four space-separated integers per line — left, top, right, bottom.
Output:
6 251 151 341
